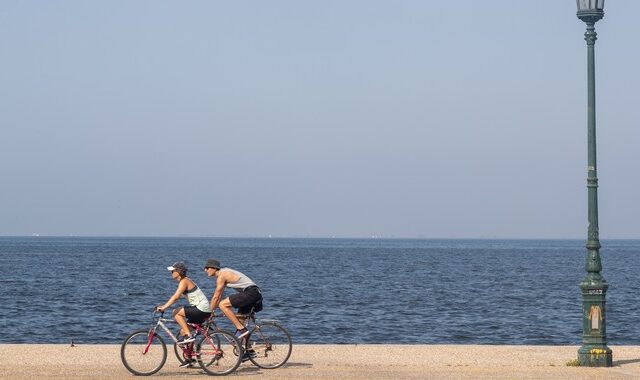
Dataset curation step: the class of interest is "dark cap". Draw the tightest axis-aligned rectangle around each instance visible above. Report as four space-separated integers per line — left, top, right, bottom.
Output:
167 262 187 276
204 259 221 269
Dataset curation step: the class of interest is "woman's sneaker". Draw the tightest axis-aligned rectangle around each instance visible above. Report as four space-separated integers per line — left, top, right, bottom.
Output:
235 328 249 339
179 359 196 368
177 334 195 345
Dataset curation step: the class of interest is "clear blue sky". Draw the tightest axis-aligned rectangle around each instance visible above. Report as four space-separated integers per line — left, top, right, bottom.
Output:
1 1 638 238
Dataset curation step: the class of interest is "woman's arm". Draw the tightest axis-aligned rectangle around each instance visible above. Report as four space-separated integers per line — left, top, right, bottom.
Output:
157 279 188 311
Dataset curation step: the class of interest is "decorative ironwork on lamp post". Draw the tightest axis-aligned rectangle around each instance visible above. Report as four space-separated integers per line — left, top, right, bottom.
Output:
575 0 612 367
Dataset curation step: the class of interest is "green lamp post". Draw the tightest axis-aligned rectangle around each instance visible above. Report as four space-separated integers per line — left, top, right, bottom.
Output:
575 0 612 367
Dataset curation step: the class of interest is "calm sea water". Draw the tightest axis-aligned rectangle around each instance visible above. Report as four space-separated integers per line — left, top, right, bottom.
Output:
1 237 639 345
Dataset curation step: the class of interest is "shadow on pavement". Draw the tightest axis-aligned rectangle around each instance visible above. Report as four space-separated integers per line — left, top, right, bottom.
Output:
614 358 640 366
234 362 313 376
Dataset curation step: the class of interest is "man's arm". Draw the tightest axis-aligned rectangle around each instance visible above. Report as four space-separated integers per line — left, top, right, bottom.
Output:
210 274 227 311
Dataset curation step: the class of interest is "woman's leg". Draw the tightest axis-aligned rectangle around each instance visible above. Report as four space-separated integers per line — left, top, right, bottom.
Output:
173 307 191 336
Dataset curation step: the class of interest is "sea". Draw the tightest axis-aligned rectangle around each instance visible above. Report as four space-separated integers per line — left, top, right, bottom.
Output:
1 237 639 345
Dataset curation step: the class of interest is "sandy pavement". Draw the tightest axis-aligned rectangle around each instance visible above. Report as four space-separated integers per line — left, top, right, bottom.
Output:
2 344 640 379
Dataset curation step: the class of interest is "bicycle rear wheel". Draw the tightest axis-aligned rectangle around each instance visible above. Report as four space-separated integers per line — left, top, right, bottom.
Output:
121 329 167 376
172 327 192 365
247 322 292 369
173 342 189 365
195 329 242 376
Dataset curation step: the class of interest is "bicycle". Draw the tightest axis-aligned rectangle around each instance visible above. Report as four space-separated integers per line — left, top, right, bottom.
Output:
209 308 292 369
120 310 243 376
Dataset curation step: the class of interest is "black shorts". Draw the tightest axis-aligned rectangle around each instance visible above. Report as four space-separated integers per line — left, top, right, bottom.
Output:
229 286 263 314
184 306 211 324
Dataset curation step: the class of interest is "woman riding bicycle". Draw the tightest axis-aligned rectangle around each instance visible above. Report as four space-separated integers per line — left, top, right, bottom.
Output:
156 262 212 345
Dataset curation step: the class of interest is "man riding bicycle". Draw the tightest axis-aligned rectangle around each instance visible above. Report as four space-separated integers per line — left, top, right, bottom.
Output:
204 259 263 339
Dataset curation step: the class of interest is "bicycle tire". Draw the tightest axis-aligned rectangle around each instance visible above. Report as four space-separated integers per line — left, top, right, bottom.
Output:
195 329 242 376
121 329 168 376
247 322 292 369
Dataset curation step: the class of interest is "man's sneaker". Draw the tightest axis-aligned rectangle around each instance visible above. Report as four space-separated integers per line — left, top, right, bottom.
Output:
241 350 257 362
177 335 195 345
235 328 249 339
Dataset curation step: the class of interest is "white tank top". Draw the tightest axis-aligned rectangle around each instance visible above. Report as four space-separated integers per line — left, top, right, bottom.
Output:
184 281 211 313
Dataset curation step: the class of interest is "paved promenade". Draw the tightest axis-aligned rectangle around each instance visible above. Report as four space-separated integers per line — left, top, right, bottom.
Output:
2 344 640 379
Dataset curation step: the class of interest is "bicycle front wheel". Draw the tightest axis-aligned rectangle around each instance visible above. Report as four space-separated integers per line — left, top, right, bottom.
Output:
121 329 168 376
196 329 242 376
247 322 292 369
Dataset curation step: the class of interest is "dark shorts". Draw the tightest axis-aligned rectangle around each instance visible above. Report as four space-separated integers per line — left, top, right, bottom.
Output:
229 286 263 314
184 306 211 324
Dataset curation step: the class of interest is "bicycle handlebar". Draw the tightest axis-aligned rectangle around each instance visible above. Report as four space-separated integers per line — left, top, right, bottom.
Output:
151 309 165 324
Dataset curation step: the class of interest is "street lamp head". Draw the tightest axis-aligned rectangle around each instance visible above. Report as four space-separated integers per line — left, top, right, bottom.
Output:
577 0 604 23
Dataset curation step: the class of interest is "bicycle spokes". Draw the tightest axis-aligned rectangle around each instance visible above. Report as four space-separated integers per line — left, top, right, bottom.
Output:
246 322 292 369
121 330 168 376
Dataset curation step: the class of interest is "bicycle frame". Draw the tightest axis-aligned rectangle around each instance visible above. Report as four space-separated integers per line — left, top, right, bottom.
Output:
206 310 292 369
144 312 213 358
207 312 285 354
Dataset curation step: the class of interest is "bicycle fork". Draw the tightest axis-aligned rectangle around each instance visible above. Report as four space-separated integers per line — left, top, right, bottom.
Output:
200 334 224 357
143 328 157 355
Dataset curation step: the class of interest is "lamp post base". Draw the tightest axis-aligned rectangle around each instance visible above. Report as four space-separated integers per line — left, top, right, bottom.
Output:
578 345 612 367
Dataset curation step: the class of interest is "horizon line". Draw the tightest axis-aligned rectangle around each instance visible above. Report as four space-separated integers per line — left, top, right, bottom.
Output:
1 234 639 240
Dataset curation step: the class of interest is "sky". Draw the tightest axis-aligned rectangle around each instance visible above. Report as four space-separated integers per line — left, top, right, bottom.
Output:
1 1 639 239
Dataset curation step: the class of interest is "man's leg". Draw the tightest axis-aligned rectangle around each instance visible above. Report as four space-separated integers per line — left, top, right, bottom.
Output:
219 298 245 330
